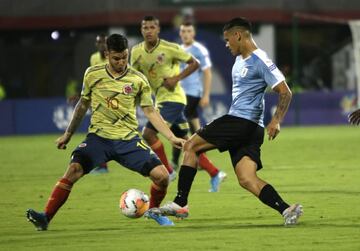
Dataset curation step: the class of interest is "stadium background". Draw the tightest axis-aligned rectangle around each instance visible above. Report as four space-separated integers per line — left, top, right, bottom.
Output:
1 0 360 135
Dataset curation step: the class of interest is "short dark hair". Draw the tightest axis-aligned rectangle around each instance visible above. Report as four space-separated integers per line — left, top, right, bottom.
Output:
106 34 128 52
223 17 252 32
181 21 194 27
142 15 160 25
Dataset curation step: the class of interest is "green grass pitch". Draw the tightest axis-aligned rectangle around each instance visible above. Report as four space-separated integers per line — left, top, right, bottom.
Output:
0 126 360 251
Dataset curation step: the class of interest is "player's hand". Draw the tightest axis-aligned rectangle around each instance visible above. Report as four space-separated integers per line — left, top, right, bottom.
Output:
266 119 280 140
168 135 186 149
348 108 360 125
163 76 179 91
199 95 210 107
55 132 72 150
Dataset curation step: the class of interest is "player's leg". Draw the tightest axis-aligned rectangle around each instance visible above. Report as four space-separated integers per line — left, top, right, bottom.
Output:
27 134 110 230
183 95 226 192
231 146 303 225
142 125 174 177
114 136 174 226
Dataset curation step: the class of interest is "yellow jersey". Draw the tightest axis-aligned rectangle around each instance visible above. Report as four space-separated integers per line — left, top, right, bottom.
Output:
81 64 153 140
90 51 107 66
131 39 192 105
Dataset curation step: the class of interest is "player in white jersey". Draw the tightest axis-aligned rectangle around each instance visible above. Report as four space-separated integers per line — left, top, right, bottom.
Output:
157 17 303 226
170 22 227 192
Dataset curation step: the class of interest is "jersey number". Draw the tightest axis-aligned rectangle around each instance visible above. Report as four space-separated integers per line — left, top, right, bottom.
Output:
105 97 119 110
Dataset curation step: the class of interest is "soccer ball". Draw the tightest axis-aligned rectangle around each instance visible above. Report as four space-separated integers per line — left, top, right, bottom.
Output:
119 188 149 218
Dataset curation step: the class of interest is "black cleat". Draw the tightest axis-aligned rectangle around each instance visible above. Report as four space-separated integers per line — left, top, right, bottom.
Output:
26 209 49 231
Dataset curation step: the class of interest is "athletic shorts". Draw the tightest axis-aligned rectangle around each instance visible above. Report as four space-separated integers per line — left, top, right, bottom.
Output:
197 114 264 170
184 95 201 120
146 102 189 138
70 133 162 176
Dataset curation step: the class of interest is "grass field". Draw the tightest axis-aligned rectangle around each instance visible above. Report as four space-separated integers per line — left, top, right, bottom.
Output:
1 126 360 251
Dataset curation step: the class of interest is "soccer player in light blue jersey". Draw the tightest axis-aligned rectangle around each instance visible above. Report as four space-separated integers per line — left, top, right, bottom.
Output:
157 17 303 226
170 22 227 192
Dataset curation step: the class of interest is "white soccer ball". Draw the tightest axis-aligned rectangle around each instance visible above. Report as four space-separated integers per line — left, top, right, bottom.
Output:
119 188 149 218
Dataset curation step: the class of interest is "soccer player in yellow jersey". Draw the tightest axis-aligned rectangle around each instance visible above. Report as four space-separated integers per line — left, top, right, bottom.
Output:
26 34 185 230
90 34 107 66
131 16 220 181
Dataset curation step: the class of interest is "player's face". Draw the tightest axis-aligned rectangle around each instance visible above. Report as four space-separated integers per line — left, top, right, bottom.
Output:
179 25 195 45
223 30 241 56
141 20 160 43
96 36 107 53
107 49 128 73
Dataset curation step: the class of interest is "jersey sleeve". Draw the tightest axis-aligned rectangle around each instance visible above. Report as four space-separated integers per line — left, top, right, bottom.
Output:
197 46 212 70
130 47 140 71
80 68 92 100
138 77 154 107
259 58 285 89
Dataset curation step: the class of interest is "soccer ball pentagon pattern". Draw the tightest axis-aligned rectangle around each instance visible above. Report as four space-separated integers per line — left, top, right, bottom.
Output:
119 189 149 218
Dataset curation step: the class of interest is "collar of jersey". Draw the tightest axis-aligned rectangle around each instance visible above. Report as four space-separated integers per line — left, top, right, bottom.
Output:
144 39 161 53
105 64 129 80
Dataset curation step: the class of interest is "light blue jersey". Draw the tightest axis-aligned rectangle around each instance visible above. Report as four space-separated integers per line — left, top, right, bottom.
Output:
228 48 285 127
180 41 212 97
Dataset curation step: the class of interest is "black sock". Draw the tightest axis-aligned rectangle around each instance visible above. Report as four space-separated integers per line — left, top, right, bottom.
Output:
173 165 197 207
172 147 181 166
258 184 290 214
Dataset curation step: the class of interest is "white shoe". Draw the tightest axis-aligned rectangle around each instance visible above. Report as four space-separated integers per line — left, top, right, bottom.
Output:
282 204 303 226
159 201 189 219
169 170 177 182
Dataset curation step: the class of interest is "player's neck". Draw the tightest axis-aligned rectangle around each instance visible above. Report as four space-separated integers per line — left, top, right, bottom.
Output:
106 64 127 78
183 40 194 47
241 40 258 58
145 38 160 51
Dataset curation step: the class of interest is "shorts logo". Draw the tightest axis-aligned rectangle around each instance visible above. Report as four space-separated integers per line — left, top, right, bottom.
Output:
79 143 87 148
240 67 248 77
123 84 133 95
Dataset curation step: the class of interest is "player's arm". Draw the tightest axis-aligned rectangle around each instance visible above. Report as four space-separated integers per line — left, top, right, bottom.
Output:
266 81 292 140
142 106 185 149
163 56 199 90
56 97 91 149
200 67 212 107
349 108 360 125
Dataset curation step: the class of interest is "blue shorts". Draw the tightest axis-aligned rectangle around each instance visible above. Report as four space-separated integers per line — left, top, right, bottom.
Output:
145 102 189 138
70 133 162 176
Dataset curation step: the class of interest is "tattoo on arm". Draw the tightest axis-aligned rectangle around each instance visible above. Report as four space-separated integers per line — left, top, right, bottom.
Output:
273 92 292 122
66 98 90 134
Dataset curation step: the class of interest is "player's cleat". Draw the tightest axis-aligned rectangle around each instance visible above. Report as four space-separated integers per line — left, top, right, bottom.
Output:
170 160 179 171
169 170 177 182
144 209 175 226
282 204 303 226
159 201 189 219
209 171 227 192
26 209 49 231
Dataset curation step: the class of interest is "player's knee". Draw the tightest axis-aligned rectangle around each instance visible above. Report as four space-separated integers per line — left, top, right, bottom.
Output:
142 128 156 144
237 175 253 189
152 170 169 188
64 163 84 183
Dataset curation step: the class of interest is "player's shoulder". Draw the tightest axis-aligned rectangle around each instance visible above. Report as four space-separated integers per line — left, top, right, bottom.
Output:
131 42 145 52
85 64 106 77
192 41 209 55
252 49 274 67
160 39 181 50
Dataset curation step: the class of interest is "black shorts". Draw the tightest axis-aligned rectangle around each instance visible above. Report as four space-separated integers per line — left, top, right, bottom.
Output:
197 114 264 170
184 95 201 119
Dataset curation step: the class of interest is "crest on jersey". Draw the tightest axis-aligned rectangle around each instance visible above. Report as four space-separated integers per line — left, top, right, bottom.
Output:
156 53 165 64
240 67 248 77
123 84 133 95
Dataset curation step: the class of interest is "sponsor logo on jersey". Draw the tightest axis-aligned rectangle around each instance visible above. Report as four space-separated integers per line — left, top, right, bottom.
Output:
123 84 133 95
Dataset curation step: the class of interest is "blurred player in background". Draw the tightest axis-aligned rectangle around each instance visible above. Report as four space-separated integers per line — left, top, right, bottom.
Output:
349 108 360 125
170 21 227 192
90 34 107 66
26 34 185 230
158 17 303 226
131 16 199 181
